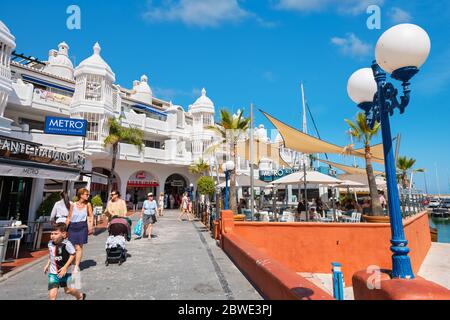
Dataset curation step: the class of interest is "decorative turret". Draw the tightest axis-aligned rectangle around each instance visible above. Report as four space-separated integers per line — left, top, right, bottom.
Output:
130 75 153 105
43 42 74 80
70 42 116 142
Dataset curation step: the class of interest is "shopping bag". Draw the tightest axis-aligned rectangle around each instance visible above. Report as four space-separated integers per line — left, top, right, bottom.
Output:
133 218 143 237
67 267 82 290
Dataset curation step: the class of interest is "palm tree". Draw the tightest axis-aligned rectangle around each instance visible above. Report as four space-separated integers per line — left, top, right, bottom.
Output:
397 156 425 190
207 109 250 213
189 158 211 176
104 117 144 199
345 112 383 216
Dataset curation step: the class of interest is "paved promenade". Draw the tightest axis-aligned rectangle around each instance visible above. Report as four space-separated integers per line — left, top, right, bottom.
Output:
0 210 262 300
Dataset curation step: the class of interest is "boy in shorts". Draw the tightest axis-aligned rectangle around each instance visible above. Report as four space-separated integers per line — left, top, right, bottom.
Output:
43 223 86 300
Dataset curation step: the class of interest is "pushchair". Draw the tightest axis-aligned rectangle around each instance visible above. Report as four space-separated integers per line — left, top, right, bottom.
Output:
105 216 132 266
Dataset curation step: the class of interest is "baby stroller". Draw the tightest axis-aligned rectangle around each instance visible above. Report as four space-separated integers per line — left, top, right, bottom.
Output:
105 216 132 266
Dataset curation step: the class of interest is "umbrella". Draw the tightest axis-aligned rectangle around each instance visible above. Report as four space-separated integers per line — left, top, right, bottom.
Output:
272 170 343 185
333 180 366 188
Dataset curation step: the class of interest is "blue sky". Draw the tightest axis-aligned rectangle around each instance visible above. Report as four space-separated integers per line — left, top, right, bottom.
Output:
1 0 449 194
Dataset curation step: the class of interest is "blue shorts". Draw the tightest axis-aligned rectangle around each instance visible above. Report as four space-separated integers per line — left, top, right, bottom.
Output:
48 273 72 290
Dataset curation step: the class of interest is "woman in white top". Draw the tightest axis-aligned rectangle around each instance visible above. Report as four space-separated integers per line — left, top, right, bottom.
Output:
158 192 165 217
50 192 71 225
66 188 94 270
178 193 192 222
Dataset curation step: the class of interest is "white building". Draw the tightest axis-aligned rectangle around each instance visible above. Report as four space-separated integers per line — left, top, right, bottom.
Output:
0 20 290 222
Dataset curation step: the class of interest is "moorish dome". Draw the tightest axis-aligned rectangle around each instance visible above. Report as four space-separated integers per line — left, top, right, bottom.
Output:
0 20 15 49
43 42 74 80
74 42 115 82
189 88 214 114
131 74 153 104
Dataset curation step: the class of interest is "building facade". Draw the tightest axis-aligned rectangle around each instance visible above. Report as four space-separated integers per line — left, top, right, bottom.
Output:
0 20 293 222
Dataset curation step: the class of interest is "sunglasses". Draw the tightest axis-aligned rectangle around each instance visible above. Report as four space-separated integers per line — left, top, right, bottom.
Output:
111 193 117 196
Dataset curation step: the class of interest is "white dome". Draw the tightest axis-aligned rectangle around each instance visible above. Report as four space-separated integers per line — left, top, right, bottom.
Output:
75 42 115 81
131 74 153 104
167 102 184 113
43 42 74 80
0 20 16 49
190 88 214 113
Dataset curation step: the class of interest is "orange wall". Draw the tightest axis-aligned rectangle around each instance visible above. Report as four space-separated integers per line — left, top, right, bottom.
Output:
225 212 431 286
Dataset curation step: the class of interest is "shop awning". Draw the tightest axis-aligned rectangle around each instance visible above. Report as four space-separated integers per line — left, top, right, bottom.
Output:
318 159 384 176
0 158 80 181
260 110 385 165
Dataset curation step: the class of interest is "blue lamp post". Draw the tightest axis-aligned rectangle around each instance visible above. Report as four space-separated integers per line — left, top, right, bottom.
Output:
222 160 235 210
347 24 431 279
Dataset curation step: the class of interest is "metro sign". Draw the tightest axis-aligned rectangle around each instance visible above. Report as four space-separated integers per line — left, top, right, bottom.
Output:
44 116 87 137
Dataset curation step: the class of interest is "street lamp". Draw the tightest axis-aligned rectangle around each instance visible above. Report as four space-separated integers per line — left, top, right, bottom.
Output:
347 24 430 279
222 160 235 210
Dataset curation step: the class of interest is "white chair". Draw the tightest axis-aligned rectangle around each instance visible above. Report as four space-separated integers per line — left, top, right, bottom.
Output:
343 212 357 223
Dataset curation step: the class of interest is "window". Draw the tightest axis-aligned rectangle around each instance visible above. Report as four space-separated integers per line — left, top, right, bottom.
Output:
85 74 103 101
144 140 164 149
19 118 45 131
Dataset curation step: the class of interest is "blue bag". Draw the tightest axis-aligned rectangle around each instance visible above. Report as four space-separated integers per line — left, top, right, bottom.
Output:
133 218 143 237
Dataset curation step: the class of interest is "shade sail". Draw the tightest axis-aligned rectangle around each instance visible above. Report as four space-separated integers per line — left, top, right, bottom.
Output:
218 174 268 188
318 159 384 176
272 170 342 185
333 180 366 188
337 174 386 187
261 111 385 165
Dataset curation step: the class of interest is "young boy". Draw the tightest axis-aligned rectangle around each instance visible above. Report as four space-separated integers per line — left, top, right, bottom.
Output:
43 223 86 300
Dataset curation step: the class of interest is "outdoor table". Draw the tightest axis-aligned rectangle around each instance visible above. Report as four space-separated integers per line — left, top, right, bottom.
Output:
1 225 28 263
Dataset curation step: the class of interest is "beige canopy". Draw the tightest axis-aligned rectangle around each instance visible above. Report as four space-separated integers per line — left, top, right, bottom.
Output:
261 111 385 165
272 170 343 185
318 159 384 176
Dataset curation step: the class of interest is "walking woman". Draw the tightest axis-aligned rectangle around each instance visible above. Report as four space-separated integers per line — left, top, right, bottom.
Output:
66 188 94 271
141 193 157 240
50 192 71 225
178 193 192 222
158 192 165 217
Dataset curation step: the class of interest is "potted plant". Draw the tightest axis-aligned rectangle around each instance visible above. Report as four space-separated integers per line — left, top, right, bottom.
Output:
90 195 104 223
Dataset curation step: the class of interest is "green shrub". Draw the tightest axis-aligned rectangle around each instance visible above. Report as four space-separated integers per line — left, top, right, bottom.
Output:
72 196 79 203
197 176 215 199
91 195 103 208
36 193 61 218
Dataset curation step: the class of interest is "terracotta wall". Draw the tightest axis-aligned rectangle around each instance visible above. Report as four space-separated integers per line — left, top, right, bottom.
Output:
222 211 431 286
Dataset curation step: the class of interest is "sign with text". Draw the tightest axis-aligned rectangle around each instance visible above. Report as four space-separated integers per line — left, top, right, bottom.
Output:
44 116 87 137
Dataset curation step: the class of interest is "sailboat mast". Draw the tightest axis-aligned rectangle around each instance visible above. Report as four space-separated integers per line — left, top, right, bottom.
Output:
301 82 307 134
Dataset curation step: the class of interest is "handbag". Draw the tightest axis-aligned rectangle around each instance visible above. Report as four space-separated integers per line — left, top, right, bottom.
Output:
133 218 143 237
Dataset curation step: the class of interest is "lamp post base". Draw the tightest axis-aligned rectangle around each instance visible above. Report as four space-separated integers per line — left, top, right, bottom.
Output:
352 269 450 300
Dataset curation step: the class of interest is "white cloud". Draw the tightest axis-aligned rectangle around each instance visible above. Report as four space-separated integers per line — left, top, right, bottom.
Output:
388 7 412 23
144 0 249 27
275 0 385 15
331 33 371 58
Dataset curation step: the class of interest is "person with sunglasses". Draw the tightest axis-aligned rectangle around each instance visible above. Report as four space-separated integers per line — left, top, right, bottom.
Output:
104 191 128 222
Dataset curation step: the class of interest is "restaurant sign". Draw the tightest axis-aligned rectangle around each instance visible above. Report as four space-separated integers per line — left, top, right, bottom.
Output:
0 136 85 167
44 116 87 137
259 168 299 182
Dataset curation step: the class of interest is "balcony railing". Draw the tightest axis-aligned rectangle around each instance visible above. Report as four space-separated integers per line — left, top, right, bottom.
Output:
0 65 11 79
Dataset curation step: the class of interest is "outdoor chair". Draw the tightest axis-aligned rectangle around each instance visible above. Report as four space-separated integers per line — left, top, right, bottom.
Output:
343 212 357 223
345 212 362 223
242 209 252 221
8 227 25 259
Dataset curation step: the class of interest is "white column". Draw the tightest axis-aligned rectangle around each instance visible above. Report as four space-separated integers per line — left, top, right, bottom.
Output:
28 179 45 222
287 185 293 204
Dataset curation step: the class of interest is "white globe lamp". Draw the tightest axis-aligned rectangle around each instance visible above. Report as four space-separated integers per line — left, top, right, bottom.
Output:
347 68 378 105
375 24 431 77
